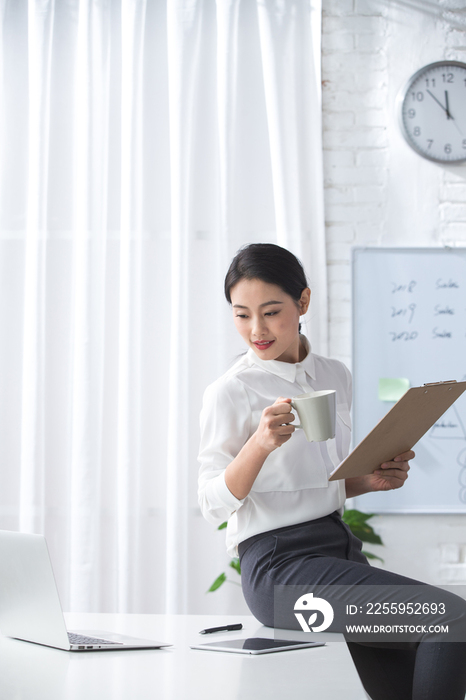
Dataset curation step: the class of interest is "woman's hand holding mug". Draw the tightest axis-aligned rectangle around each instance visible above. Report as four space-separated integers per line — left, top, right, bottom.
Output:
254 397 295 454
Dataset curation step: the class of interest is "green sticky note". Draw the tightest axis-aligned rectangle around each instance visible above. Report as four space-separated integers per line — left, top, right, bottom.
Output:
378 378 410 402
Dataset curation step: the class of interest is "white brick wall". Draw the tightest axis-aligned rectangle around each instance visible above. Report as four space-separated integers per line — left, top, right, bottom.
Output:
322 0 466 587
323 0 390 367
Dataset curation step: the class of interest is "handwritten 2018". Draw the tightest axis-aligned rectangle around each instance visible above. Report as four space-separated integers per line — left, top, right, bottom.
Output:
391 281 417 294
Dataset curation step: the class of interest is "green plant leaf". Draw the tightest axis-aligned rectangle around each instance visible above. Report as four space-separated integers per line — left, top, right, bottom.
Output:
207 572 227 592
343 509 383 545
353 528 383 545
362 550 384 563
343 509 375 526
229 558 241 575
217 522 227 530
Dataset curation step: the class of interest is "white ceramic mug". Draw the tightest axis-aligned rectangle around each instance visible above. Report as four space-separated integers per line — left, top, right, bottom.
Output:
290 390 336 442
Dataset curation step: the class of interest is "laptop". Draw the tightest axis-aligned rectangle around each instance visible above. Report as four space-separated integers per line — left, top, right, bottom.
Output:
0 530 172 651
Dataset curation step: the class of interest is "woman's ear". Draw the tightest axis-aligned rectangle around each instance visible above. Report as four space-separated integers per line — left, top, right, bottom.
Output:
299 288 311 315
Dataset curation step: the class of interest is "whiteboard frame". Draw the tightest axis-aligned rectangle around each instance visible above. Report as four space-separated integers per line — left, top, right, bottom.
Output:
351 246 466 514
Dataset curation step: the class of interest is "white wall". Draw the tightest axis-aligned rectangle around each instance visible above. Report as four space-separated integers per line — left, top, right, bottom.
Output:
322 0 466 586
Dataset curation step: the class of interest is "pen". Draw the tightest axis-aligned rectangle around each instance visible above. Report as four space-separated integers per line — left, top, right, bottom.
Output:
199 623 243 634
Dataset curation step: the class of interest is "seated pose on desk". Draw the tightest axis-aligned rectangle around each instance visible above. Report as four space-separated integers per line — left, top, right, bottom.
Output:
198 243 466 700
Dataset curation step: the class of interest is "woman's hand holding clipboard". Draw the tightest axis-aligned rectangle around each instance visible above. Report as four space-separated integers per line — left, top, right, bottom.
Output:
329 380 466 482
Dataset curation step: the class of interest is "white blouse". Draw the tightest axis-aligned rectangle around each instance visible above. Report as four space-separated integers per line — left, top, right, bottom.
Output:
197 336 351 557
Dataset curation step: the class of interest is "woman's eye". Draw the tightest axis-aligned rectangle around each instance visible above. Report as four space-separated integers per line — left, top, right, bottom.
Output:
235 314 248 318
265 311 279 316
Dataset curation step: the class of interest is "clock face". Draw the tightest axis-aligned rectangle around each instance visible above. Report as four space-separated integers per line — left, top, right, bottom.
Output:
398 61 466 163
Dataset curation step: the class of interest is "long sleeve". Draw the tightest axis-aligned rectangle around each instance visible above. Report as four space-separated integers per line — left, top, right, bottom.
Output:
197 376 251 526
197 346 348 557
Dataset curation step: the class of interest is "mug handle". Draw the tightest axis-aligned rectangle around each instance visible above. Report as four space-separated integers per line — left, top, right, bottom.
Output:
290 401 302 430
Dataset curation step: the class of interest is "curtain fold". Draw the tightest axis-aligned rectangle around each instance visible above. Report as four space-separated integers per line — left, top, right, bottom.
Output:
165 0 204 615
0 0 326 614
69 0 109 614
20 0 55 534
117 0 147 614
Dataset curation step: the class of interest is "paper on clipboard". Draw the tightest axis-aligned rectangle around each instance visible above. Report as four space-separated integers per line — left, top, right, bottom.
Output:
329 380 466 481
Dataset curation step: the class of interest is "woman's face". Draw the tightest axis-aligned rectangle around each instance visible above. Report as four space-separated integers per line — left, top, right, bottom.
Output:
230 278 310 364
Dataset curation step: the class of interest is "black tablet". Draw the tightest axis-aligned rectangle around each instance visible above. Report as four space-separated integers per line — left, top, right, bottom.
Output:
190 637 325 655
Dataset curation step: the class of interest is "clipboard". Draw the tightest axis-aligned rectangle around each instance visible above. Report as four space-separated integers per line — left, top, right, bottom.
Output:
329 380 466 481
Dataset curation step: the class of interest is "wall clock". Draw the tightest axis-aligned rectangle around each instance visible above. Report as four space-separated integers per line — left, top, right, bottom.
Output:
398 60 466 164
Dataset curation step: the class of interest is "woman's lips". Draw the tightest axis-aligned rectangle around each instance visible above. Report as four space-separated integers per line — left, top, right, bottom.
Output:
253 340 275 351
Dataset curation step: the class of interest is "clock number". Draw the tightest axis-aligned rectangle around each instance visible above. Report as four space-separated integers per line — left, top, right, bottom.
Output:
462 139 466 150
413 127 421 136
445 144 452 154
425 78 436 88
442 73 454 83
411 91 424 101
408 109 415 118
427 140 433 149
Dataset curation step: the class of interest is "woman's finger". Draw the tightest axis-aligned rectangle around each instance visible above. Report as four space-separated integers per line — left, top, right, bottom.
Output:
379 461 410 471
393 450 415 462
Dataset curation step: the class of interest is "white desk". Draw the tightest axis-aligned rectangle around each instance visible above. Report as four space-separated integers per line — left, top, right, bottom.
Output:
0 613 368 700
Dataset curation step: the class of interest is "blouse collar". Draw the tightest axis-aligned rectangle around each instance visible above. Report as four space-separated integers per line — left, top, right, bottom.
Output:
246 334 316 383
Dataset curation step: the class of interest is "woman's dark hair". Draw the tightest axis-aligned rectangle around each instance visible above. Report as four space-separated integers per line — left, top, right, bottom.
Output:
224 243 309 305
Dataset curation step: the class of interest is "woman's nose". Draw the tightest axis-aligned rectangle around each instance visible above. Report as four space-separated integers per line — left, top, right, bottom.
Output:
252 316 268 337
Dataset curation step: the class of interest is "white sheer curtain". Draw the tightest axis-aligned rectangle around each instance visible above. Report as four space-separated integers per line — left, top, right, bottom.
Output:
0 0 326 614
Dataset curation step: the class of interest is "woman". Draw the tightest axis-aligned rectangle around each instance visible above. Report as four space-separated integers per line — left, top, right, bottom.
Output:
198 243 466 700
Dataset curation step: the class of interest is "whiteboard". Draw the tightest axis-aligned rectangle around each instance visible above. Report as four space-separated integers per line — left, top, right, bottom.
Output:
352 247 466 513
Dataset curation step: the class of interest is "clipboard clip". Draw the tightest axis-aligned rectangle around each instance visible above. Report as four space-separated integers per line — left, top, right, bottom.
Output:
423 381 457 386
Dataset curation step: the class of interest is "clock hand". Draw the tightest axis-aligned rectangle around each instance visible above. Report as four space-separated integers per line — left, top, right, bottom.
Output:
426 88 463 135
426 89 448 116
445 90 451 119
444 90 463 135
450 116 463 136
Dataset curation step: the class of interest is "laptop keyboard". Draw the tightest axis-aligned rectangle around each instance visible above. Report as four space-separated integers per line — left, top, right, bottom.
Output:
68 632 123 646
